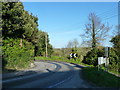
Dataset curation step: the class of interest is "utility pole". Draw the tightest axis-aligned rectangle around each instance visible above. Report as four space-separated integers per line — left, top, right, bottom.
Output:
45 34 48 57
105 46 109 71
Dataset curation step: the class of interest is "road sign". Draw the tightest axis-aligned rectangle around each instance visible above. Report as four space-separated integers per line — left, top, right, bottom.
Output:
98 57 104 65
69 53 77 58
74 53 77 58
98 57 109 66
70 53 73 58
98 57 108 65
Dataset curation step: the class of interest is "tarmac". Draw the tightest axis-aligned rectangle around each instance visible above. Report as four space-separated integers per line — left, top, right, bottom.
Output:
2 61 100 88
2 61 57 80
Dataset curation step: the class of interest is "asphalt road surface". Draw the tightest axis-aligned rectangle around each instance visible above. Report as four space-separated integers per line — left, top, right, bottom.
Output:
2 61 96 88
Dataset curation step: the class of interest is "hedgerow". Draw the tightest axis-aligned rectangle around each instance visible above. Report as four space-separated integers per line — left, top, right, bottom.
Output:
2 38 34 70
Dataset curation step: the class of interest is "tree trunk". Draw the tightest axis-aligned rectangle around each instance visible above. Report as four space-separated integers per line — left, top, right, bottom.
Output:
92 19 96 48
19 38 22 48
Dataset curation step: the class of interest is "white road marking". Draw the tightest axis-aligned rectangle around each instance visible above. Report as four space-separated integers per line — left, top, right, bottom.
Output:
48 75 73 88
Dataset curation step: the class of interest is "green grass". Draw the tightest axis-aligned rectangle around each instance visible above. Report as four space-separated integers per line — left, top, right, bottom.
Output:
108 70 120 76
100 65 120 76
82 67 120 87
35 56 93 67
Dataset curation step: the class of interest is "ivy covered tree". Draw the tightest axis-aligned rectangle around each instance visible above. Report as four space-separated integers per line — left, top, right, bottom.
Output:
22 10 39 43
111 34 120 51
110 25 120 59
2 0 53 70
110 33 120 73
35 31 53 57
2 2 25 39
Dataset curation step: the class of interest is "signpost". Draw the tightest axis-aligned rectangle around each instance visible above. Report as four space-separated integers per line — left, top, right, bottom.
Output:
105 47 110 71
98 57 105 65
98 57 106 70
105 47 109 57
98 47 110 71
69 53 77 60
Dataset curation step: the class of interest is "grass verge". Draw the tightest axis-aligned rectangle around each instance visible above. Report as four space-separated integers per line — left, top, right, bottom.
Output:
35 56 93 67
81 67 120 87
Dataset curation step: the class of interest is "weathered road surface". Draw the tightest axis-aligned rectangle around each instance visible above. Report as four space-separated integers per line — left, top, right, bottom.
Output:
2 61 96 88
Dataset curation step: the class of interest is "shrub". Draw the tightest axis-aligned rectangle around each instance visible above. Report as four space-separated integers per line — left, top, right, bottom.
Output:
108 48 120 73
2 38 34 70
109 48 119 64
82 48 104 66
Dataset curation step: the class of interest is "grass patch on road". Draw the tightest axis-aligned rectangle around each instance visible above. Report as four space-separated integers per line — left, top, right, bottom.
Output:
35 56 93 67
82 67 120 87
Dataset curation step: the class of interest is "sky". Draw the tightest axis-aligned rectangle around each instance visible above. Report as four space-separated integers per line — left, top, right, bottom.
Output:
23 2 118 48
21 0 119 2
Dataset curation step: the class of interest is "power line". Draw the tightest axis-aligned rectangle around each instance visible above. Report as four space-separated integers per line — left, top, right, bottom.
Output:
102 14 119 21
99 12 118 19
50 8 118 32
96 6 118 17
98 9 118 20
68 14 119 29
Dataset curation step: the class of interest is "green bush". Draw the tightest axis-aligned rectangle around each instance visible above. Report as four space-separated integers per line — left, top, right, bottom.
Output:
109 62 119 74
109 48 119 65
83 47 120 74
82 48 104 66
2 38 34 70
108 48 120 73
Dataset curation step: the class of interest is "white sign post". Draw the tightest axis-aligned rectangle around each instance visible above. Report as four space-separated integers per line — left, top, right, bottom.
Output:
98 57 109 71
98 57 105 65
98 57 107 70
98 47 110 71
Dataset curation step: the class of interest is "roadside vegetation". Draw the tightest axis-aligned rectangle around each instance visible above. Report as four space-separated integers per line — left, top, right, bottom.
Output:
1 0 119 88
35 56 93 67
36 12 120 87
2 1 53 71
82 67 120 87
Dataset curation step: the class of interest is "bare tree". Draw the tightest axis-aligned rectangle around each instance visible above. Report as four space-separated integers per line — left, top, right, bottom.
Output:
66 39 79 53
73 39 79 51
73 39 79 47
66 41 73 49
113 25 120 36
81 13 111 48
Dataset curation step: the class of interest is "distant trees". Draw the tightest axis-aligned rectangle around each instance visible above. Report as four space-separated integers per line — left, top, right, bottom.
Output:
72 39 79 51
2 1 53 69
66 39 79 51
60 39 79 58
66 41 73 49
81 13 111 48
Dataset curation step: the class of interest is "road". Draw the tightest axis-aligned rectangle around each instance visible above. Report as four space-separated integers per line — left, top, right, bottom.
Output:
2 61 96 88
